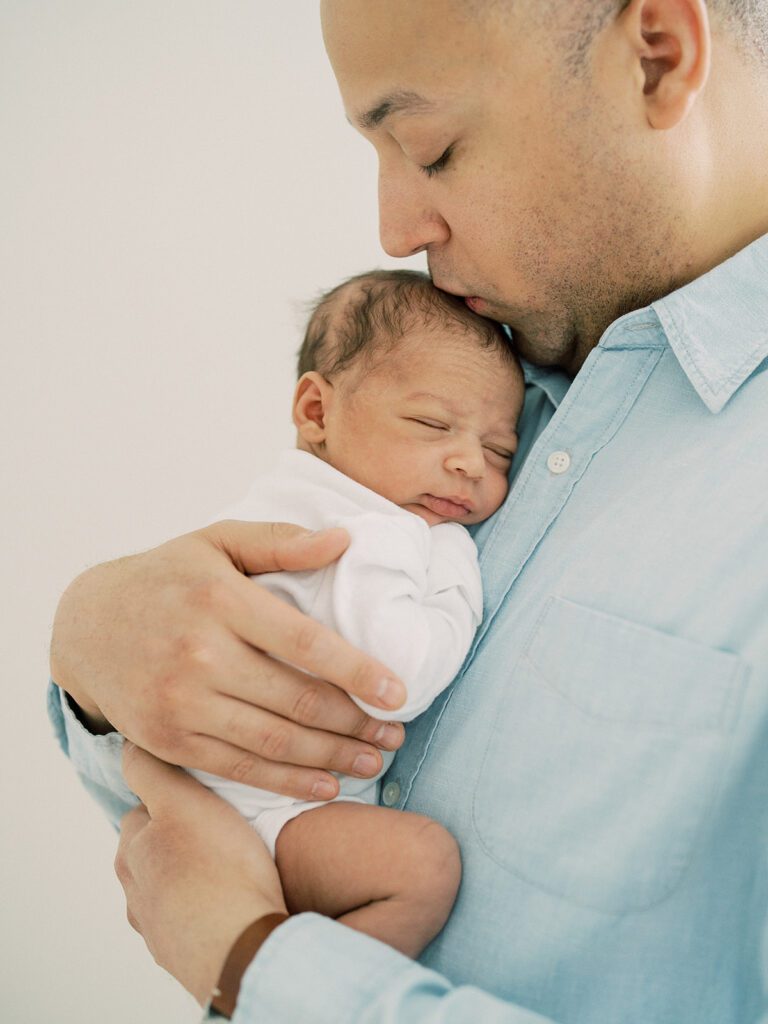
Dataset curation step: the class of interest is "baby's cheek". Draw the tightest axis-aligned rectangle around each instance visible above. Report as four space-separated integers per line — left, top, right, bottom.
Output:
490 477 510 516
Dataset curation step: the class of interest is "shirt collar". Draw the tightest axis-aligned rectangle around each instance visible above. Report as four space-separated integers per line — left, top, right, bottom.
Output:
517 232 768 415
521 359 572 408
652 231 768 414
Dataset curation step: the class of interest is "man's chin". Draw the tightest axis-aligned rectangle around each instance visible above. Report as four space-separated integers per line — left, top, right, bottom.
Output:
427 268 579 365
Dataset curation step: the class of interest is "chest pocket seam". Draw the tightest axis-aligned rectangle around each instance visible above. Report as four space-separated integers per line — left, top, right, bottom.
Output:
471 595 748 913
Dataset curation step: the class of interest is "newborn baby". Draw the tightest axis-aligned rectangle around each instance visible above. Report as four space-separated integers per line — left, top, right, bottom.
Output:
192 269 525 959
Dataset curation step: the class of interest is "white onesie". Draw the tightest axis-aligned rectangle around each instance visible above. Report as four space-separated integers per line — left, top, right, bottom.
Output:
190 449 483 856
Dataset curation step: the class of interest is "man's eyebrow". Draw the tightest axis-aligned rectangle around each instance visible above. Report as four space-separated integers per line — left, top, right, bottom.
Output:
353 90 437 131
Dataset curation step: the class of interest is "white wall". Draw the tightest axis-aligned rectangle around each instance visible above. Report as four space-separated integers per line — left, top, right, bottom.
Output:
0 4 423 1020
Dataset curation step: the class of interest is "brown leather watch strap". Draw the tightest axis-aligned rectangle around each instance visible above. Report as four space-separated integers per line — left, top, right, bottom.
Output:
210 912 290 1019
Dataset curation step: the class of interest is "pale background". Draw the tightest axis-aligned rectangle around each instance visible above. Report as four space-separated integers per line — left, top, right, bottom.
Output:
0 3 423 1021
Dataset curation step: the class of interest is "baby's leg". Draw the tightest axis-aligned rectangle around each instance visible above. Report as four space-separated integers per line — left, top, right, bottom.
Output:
274 802 461 959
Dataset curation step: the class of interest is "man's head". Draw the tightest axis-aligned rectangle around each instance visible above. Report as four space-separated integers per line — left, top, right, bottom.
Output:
321 0 768 374
292 270 524 526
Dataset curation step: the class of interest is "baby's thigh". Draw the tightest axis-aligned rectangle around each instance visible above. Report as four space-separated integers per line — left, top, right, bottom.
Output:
274 801 461 917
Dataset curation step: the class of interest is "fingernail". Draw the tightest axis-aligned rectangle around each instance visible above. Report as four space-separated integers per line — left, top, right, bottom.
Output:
374 723 402 748
377 677 405 708
352 753 379 776
310 779 336 800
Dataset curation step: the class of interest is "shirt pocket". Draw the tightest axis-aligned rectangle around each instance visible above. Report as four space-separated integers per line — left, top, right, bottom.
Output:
471 596 747 913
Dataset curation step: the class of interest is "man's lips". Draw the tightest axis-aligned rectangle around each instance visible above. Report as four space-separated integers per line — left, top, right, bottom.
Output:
420 494 473 517
432 280 484 313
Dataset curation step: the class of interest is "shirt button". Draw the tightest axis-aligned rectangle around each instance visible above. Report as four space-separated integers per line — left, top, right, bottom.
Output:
546 450 571 474
381 781 401 806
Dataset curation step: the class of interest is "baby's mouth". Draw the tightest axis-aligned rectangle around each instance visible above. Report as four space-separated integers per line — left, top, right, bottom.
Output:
421 494 473 518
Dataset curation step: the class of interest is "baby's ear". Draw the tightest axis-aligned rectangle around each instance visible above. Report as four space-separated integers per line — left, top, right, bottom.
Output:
292 371 331 444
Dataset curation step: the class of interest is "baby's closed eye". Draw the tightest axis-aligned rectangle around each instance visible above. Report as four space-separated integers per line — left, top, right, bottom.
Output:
406 417 449 431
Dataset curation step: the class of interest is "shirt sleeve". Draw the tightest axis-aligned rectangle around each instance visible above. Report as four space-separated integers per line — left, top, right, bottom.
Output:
47 680 138 829
207 913 560 1024
49 683 562 1024
327 515 483 723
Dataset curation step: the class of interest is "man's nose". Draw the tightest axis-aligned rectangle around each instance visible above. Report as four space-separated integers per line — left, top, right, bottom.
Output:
378 172 450 258
444 441 485 480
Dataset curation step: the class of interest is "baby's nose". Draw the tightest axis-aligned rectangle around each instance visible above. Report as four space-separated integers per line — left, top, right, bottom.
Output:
444 442 485 479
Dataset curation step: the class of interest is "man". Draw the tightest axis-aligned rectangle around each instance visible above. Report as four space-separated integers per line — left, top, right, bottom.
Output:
49 0 768 1021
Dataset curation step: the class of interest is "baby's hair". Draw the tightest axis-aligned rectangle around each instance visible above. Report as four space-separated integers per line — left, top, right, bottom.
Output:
297 269 517 379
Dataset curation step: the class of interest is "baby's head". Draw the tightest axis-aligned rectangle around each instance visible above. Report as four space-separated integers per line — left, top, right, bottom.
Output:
293 270 525 527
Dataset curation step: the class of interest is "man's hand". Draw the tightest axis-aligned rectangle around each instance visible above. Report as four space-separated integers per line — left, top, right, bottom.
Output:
51 520 405 800
116 743 285 1005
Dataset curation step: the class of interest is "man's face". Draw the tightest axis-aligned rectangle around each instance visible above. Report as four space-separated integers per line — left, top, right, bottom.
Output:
321 0 682 374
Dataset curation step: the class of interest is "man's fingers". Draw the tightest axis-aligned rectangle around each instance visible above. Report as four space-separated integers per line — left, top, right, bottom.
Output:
196 695 389 782
227 573 406 710
119 801 151 844
202 520 406 709
121 743 215 817
215 644 405 751
184 734 341 802
115 803 150 894
207 520 351 575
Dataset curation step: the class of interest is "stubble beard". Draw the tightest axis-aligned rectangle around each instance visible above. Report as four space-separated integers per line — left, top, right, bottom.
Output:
505 269 681 376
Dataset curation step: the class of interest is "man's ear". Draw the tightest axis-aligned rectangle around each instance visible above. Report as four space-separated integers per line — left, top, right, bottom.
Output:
621 0 711 129
292 371 332 445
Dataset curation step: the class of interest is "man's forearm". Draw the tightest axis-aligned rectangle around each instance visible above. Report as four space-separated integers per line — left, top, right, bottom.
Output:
49 560 120 734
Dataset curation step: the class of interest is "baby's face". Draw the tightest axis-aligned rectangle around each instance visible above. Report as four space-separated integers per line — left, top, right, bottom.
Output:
314 326 524 526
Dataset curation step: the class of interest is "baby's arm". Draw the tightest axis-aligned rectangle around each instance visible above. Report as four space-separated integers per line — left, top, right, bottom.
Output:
329 515 483 722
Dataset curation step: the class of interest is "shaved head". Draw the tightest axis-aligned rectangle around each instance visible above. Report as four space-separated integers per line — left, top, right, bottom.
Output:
322 0 768 372
467 0 768 69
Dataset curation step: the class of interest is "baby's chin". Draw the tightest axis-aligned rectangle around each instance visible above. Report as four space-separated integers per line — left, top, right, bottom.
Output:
404 503 446 527
402 502 480 527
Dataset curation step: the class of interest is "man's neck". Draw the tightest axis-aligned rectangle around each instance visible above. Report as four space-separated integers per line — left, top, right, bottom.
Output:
685 47 768 286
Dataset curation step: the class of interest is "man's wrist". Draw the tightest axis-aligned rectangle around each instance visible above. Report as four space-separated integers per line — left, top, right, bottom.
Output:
210 912 290 1019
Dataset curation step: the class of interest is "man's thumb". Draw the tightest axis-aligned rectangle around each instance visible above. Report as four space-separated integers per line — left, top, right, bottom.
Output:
207 520 350 575
121 742 188 815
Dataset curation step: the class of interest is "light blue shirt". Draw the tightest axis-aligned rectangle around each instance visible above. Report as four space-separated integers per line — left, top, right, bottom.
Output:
49 233 768 1023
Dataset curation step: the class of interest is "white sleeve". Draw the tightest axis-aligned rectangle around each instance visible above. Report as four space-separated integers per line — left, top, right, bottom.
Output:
329 515 483 723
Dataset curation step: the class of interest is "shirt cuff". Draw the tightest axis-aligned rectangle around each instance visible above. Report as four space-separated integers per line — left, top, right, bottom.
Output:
222 912 445 1024
47 680 139 826
215 913 559 1024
